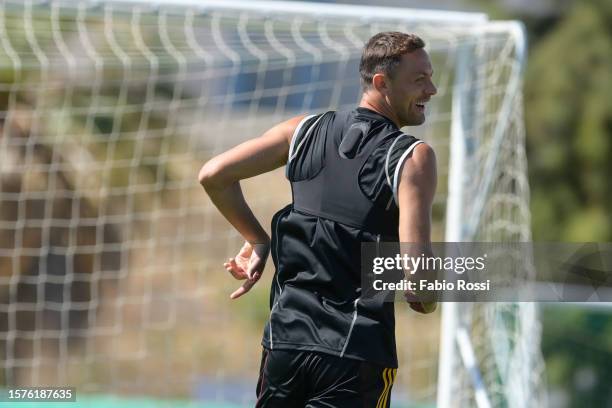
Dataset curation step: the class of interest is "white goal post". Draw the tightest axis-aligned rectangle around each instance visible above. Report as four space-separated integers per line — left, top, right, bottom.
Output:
0 0 545 406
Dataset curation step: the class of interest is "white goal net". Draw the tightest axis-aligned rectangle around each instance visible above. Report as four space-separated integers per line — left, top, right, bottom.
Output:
0 0 545 406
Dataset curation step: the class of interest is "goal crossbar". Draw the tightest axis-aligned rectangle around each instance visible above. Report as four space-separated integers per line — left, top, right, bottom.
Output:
37 0 490 24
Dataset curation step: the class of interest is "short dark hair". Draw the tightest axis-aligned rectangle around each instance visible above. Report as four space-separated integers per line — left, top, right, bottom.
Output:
359 32 425 91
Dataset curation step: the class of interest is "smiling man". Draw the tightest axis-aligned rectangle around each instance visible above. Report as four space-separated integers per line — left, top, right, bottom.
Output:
199 31 438 408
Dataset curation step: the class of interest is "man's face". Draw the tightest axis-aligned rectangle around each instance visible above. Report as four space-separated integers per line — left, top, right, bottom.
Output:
386 49 437 127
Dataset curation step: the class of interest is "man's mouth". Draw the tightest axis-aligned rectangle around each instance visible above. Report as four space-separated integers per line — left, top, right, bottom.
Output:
415 100 427 112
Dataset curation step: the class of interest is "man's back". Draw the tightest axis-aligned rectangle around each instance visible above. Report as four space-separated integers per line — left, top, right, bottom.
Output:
263 107 423 368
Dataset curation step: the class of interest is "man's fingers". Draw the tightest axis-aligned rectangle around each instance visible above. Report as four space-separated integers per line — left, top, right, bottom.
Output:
246 258 259 279
229 273 261 300
247 254 267 279
226 240 268 298
224 258 247 280
230 280 254 299
229 284 250 299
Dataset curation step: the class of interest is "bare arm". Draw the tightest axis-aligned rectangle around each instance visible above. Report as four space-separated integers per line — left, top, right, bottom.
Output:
198 115 305 298
397 143 438 313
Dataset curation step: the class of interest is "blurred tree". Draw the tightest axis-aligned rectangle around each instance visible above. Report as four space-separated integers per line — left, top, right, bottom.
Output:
542 306 612 407
525 0 612 242
523 1 612 407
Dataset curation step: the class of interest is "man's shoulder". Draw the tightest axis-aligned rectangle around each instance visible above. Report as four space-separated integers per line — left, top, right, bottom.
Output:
401 143 436 175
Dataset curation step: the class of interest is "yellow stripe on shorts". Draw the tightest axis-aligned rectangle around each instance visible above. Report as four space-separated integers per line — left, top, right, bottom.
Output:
376 368 397 408
382 369 397 408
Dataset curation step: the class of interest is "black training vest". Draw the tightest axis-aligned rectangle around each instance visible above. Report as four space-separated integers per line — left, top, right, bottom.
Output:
261 107 422 368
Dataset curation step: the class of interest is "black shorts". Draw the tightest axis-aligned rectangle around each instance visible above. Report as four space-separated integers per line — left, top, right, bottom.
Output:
255 348 397 408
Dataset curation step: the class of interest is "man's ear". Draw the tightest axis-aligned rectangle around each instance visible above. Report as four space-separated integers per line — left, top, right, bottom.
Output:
372 73 389 95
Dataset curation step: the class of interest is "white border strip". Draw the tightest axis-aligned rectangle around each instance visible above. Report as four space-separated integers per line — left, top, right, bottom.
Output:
287 113 325 162
287 114 316 164
384 133 408 189
268 205 290 350
339 297 360 358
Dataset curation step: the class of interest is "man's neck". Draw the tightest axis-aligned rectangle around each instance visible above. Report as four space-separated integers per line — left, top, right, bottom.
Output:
359 95 401 128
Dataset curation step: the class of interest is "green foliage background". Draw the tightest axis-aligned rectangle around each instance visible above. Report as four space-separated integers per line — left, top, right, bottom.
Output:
525 0 611 243
514 0 612 405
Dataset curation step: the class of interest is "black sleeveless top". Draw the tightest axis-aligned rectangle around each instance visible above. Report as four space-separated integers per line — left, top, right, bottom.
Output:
261 107 423 368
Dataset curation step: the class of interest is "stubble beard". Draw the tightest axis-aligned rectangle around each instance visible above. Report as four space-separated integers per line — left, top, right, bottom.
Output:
402 111 426 127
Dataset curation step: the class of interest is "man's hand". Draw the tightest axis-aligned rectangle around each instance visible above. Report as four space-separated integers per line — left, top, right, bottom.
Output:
404 289 437 314
409 302 437 314
224 241 270 299
408 300 437 314
198 115 303 300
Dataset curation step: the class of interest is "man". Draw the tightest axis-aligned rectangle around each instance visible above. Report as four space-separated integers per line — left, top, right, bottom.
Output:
199 31 437 408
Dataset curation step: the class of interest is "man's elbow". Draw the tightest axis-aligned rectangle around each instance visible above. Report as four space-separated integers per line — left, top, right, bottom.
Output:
198 160 225 190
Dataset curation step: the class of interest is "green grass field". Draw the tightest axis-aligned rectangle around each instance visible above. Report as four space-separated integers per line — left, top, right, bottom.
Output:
0 395 243 408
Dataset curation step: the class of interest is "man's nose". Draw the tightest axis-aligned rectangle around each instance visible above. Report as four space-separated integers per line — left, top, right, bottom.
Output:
427 81 437 96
